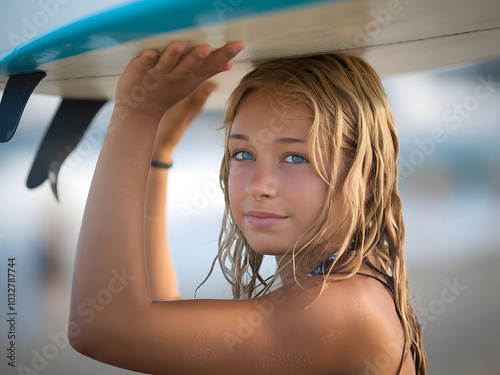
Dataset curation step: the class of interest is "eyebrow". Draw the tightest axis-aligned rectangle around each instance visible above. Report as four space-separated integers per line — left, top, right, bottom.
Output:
228 133 305 144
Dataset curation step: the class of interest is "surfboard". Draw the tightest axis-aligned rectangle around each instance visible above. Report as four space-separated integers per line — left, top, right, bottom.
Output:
1 0 499 196
2 0 500 110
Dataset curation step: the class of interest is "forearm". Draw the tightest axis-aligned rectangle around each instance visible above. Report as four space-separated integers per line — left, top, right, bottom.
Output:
69 40 244 352
145 159 181 300
70 112 160 334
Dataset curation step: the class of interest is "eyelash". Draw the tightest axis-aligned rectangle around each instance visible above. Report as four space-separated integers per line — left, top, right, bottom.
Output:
231 150 254 161
230 150 308 164
284 154 308 164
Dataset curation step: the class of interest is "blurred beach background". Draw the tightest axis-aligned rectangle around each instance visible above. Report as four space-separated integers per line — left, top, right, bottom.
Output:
1 1 499 374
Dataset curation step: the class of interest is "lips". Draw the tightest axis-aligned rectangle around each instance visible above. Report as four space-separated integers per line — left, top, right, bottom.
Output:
245 211 288 228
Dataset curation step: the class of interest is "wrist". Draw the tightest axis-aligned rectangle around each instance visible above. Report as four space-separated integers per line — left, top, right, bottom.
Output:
112 103 165 125
152 149 173 162
151 158 173 169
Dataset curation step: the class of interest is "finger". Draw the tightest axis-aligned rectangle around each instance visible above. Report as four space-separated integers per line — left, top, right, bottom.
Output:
185 81 218 107
172 44 213 75
155 41 187 73
132 49 159 70
198 81 218 96
161 82 217 121
173 82 218 121
209 62 232 78
199 41 245 76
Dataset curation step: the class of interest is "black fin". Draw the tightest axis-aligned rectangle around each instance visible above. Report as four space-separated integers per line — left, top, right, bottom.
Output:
26 98 107 200
0 72 46 142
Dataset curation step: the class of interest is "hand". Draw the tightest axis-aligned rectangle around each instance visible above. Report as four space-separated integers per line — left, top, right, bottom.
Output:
152 81 217 161
114 41 245 121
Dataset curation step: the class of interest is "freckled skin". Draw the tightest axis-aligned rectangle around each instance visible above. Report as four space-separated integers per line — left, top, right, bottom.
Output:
183 329 221 366
228 93 329 256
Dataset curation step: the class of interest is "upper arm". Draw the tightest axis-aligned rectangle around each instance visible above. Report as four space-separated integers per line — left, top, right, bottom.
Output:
70 277 403 375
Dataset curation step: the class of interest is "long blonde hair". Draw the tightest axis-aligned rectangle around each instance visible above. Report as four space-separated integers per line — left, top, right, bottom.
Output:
200 53 426 374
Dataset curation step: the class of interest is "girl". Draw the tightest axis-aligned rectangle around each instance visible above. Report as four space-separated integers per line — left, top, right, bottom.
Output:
69 41 427 374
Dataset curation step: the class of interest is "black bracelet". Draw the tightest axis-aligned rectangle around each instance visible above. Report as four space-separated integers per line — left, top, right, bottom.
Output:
151 158 173 169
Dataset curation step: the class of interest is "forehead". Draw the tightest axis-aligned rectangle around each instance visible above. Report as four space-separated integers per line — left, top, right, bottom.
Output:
230 92 314 139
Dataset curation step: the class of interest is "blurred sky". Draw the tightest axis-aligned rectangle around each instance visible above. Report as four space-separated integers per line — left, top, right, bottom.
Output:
1 1 500 374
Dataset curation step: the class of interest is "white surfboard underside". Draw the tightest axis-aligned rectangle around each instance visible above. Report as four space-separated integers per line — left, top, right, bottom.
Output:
1 0 500 109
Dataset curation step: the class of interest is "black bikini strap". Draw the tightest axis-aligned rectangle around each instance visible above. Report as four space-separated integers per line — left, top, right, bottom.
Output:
355 272 395 299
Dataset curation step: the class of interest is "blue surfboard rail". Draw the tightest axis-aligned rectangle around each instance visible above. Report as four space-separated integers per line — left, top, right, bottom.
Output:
0 0 346 76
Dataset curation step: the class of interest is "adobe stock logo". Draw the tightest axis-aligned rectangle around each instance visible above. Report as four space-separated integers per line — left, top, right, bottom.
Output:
417 277 467 331
212 0 243 21
8 0 72 47
398 74 498 183
16 268 135 375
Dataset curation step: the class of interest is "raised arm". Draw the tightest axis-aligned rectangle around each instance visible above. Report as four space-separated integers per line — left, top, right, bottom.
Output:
68 41 405 375
68 40 245 356
145 82 217 300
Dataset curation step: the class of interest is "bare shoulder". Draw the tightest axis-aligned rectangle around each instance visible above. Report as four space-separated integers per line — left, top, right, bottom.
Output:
266 273 407 374
342 273 408 373
70 268 410 375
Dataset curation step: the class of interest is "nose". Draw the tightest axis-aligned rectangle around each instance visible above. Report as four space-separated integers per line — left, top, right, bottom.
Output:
245 159 278 200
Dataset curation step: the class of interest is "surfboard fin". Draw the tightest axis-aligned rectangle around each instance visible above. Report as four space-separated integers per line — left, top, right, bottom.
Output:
0 72 47 143
27 98 107 201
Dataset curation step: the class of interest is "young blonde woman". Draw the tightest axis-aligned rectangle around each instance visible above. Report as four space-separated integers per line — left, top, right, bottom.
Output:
69 41 427 374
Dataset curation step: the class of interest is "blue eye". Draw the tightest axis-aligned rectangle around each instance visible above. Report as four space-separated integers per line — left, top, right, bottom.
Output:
233 151 255 160
284 154 307 163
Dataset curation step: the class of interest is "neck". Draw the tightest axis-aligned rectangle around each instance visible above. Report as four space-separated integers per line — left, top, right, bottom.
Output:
275 255 296 285
274 252 321 285
275 244 342 285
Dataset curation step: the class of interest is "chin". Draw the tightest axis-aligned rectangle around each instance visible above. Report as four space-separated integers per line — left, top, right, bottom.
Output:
251 247 286 256
246 238 292 256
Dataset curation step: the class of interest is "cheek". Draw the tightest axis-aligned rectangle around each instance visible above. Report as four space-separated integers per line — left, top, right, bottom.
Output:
227 163 249 208
285 173 328 211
